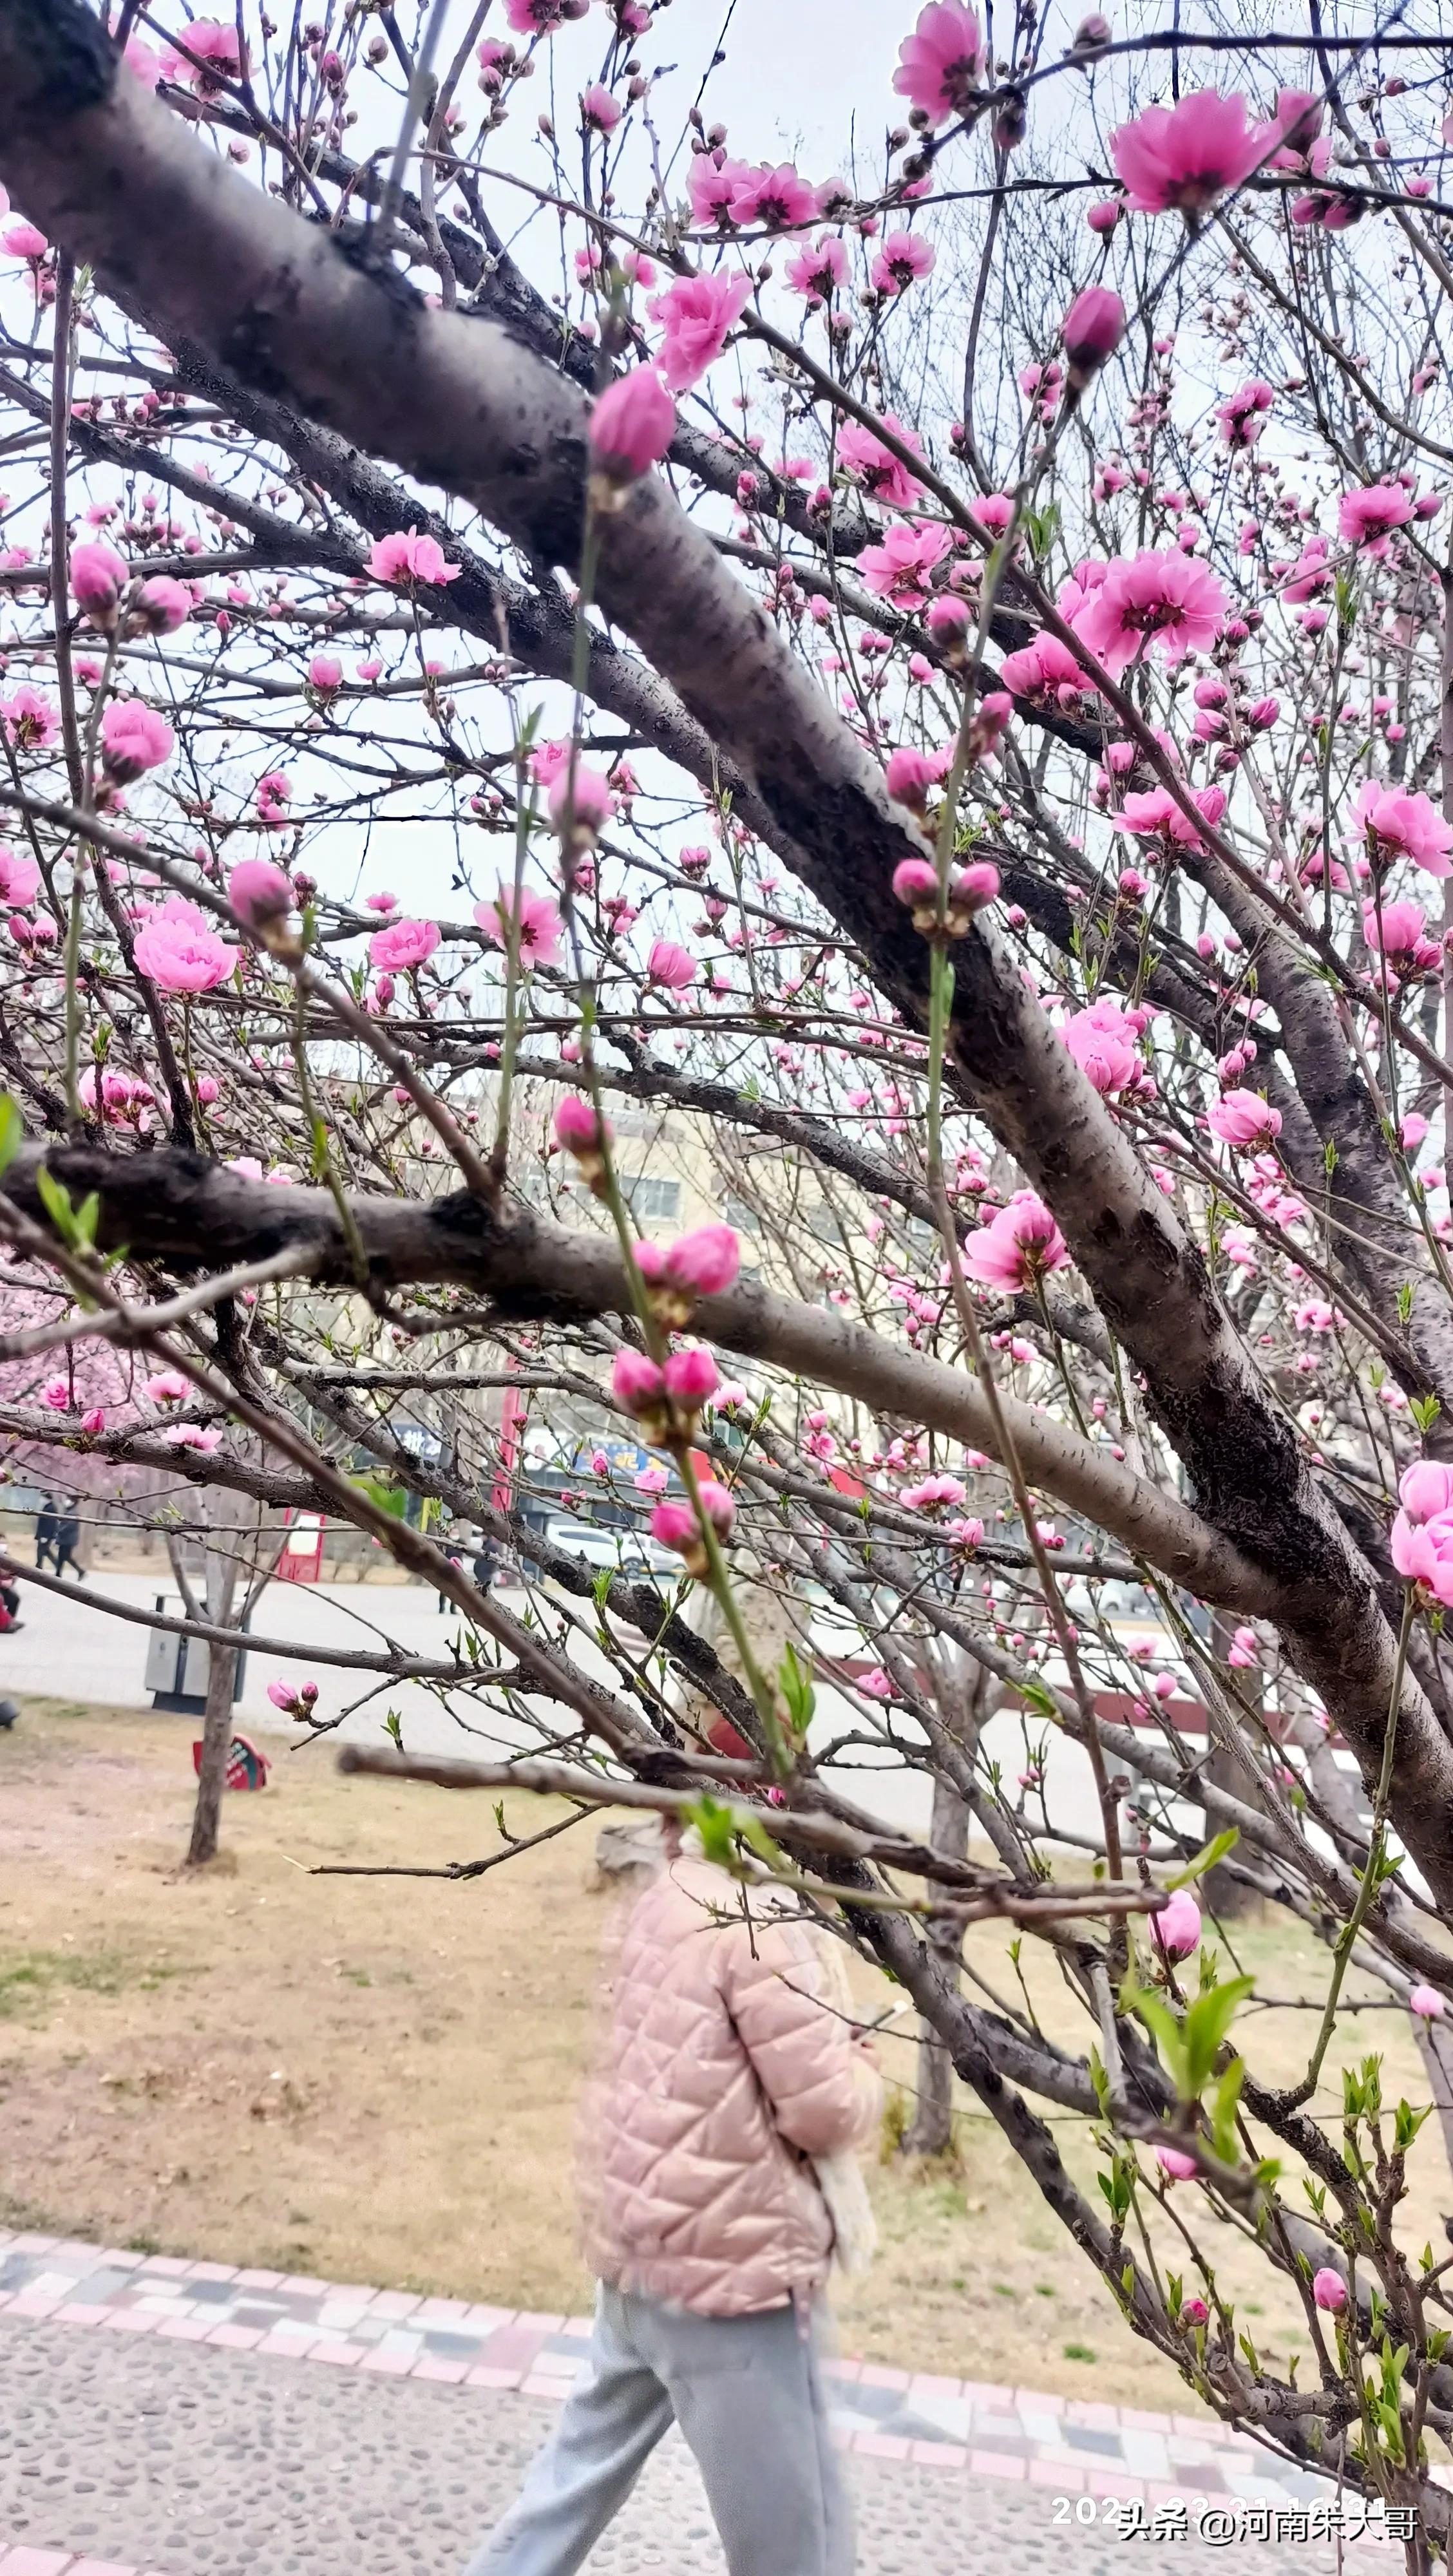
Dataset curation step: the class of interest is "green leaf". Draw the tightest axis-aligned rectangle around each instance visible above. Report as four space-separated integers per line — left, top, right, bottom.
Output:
35 1164 78 1243
1210 2056 1246 2163
383 1710 403 1749
1165 1827 1239 1891
682 1793 738 1870
0 1091 22 1177
1181 1976 1255 2097
777 1642 816 1739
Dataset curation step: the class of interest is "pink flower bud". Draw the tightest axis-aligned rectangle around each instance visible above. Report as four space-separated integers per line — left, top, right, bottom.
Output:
1152 1887 1202 1960
1157 2146 1198 2182
1181 2296 1209 2327
664 1346 719 1408
70 540 128 622
589 366 676 484
195 1075 220 1104
228 858 294 929
953 860 1000 911
885 747 938 808
893 857 940 908
1062 285 1125 384
649 1500 699 1553
554 1094 607 1155
661 1224 741 1298
81 1406 106 1434
309 654 343 692
1410 1982 1447 2019
611 1347 667 1414
1313 2268 1347 2313
136 576 191 634
925 594 971 652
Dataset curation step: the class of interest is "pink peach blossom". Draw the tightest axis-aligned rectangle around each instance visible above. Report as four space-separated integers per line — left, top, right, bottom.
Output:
859 518 953 609
580 82 623 134
1355 780 1453 876
1208 1089 1282 1150
647 270 754 392
1339 484 1413 558
871 231 935 296
1110 91 1271 219
730 163 819 231
133 896 233 994
3 687 57 750
547 762 614 837
1391 1508 1453 1602
366 527 461 588
962 1191 1069 1291
893 0 984 128
368 917 440 974
784 234 848 303
0 845 39 909
478 884 564 970
641 1224 741 1300
835 413 925 507
1072 548 1227 674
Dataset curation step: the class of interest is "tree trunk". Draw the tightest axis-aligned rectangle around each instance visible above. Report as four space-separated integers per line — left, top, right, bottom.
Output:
185 1638 240 1868
903 1768 969 2157
185 1548 241 1868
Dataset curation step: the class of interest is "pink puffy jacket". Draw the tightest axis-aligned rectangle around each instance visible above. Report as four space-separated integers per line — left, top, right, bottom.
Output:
580 1853 882 2317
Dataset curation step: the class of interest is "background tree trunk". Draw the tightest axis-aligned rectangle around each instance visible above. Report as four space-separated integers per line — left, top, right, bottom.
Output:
903 1765 970 2155
186 1636 240 1868
904 1653 991 2157
185 1549 240 1870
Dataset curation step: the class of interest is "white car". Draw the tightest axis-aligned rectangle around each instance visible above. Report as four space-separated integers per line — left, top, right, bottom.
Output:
543 1517 675 1578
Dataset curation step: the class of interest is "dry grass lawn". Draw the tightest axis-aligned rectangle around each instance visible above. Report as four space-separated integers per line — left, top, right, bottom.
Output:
3 1694 1451 2410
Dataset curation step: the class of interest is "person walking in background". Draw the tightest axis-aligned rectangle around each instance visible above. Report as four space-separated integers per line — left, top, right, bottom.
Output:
52 1513 84 1580
468 1818 881 2576
32 1499 57 1573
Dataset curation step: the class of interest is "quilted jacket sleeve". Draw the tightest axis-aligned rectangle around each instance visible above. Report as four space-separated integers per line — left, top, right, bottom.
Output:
722 1915 882 2157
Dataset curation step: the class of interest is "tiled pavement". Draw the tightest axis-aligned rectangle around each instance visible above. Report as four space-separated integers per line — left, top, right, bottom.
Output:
0 2226 1330 2505
0 2230 1409 2573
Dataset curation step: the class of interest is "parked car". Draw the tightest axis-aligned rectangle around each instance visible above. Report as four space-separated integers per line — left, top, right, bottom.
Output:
542 1516 675 1579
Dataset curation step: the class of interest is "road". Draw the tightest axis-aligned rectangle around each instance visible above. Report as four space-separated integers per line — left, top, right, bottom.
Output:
0 1566 938 1830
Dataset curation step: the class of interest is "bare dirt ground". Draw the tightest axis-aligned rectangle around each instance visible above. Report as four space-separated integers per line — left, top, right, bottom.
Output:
3 1694 1448 2407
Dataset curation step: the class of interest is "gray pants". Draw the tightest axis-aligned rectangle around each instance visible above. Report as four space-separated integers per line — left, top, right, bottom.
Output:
466 2282 853 2576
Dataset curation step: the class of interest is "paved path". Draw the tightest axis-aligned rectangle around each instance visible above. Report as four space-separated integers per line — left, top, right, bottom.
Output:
0 2233 1405 2573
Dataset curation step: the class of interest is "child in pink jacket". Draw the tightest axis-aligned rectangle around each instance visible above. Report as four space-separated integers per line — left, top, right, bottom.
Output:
468 1839 882 2576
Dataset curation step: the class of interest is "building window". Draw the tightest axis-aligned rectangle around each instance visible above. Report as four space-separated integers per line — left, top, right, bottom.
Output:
621 1174 681 1220
723 1192 762 1236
